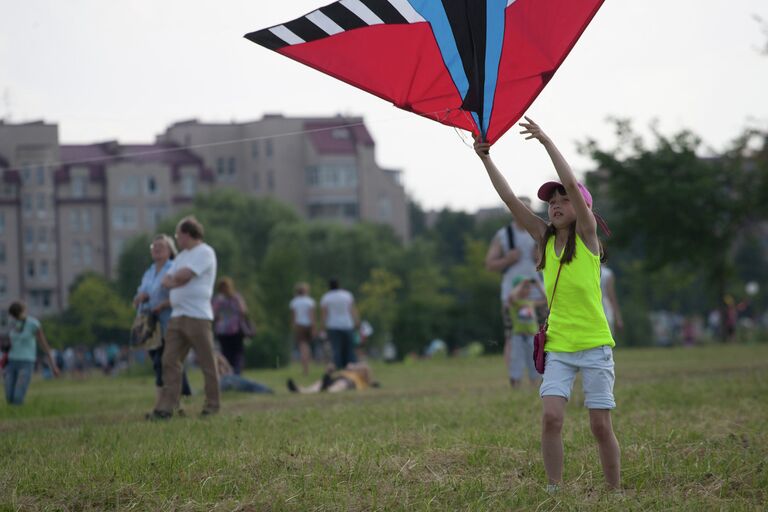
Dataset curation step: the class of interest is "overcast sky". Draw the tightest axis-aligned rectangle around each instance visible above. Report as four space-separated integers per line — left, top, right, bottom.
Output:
2 1 766 211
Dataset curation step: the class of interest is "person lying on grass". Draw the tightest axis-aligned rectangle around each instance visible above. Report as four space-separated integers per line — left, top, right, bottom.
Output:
286 362 379 394
215 352 273 394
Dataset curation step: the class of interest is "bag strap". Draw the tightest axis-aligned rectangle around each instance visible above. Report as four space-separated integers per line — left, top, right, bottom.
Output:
544 262 564 329
505 223 515 251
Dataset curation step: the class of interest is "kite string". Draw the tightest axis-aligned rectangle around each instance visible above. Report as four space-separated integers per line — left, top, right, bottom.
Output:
5 108 473 173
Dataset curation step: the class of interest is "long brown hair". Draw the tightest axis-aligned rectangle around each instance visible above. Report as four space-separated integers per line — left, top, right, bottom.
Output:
537 222 607 271
216 277 236 297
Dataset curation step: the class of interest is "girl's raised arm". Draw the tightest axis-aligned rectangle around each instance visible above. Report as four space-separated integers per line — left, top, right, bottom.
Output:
519 117 598 249
474 139 547 242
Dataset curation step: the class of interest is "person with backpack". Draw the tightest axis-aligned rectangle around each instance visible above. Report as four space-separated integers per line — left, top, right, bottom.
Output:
485 197 543 386
475 117 620 491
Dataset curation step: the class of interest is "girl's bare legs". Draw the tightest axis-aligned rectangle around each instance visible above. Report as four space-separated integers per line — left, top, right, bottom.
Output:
589 409 621 489
541 396 567 485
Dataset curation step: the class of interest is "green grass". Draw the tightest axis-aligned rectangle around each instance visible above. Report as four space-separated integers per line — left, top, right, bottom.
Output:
1 344 767 511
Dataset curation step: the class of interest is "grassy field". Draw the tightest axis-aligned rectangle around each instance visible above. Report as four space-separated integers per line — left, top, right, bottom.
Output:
1 344 767 511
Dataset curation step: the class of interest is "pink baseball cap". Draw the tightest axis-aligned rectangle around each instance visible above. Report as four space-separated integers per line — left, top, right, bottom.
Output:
537 181 593 208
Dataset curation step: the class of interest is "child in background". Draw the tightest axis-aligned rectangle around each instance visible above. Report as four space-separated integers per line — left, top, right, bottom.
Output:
507 276 546 387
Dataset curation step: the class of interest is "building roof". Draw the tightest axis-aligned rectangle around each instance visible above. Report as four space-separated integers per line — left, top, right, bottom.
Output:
304 119 374 155
60 142 204 168
57 142 212 183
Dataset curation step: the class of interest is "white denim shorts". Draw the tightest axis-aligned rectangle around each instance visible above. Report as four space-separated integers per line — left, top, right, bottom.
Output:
539 345 616 409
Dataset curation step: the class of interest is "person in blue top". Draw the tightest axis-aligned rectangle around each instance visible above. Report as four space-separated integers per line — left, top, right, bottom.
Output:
4 301 59 405
134 234 191 412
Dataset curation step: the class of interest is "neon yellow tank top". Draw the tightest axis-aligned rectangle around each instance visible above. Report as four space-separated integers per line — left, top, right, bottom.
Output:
542 234 615 352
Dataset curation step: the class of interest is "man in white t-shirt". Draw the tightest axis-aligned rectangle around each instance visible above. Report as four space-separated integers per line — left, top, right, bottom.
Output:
289 282 316 376
150 216 219 420
320 278 359 370
485 197 543 386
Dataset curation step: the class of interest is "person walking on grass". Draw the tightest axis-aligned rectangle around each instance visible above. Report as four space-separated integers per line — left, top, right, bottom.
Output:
475 117 620 491
320 278 359 370
148 216 219 420
134 234 192 413
4 302 59 405
485 196 543 386
212 277 249 375
289 282 316 376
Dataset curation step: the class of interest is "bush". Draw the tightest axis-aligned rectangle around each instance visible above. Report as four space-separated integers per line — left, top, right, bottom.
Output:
244 328 291 369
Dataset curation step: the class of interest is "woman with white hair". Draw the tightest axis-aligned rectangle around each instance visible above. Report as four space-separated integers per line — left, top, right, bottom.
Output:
134 234 191 412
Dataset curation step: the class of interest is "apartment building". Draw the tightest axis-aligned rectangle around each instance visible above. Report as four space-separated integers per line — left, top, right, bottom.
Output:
160 115 409 240
0 120 59 326
0 120 213 320
0 115 409 320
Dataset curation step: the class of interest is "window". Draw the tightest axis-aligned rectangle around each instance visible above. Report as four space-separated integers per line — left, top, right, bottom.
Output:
146 176 158 195
308 201 359 219
26 260 35 278
112 206 137 229
378 197 393 221
182 175 196 196
22 166 31 184
228 157 236 175
23 194 33 215
266 140 273 158
82 242 93 265
70 209 81 232
332 128 350 139
72 242 81 265
113 238 125 259
71 176 87 198
36 193 46 218
30 290 52 309
37 226 48 251
82 209 92 233
216 157 226 176
251 141 259 158
267 170 275 191
40 259 49 278
0 243 5 264
305 165 358 189
118 176 140 197
36 166 45 185
24 227 34 249
147 206 167 229
0 275 6 297
253 172 261 190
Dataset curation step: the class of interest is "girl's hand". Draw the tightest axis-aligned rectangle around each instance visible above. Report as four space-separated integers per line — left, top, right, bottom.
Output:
518 116 551 145
473 136 491 159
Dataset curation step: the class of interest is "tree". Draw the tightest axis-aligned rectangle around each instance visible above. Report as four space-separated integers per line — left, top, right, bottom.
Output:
447 237 503 352
44 273 134 347
358 268 402 350
582 121 768 340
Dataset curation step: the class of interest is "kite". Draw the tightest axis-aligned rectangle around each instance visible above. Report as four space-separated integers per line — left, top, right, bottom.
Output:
245 0 604 145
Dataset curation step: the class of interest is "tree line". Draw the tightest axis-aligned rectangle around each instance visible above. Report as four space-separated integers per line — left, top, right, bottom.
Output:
41 123 768 366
